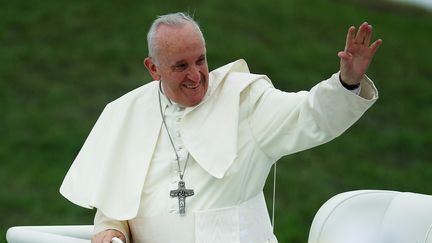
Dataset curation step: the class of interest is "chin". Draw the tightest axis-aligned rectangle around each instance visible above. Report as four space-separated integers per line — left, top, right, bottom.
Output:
185 98 203 107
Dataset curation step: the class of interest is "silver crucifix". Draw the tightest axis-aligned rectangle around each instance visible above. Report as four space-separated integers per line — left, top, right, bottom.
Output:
170 180 194 216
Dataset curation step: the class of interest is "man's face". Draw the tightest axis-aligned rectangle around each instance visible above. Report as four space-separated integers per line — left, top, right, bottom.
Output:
145 23 209 107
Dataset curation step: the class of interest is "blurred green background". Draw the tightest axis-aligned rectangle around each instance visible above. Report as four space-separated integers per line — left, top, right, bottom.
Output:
1 0 431 242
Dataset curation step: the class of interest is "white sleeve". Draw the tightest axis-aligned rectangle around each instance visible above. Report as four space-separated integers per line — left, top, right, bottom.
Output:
94 209 130 243
247 72 378 161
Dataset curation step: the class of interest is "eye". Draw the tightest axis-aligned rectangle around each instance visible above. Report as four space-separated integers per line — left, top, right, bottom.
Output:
173 63 187 71
196 56 206 65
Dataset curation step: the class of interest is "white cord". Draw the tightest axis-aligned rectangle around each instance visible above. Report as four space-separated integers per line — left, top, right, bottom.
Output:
271 162 277 232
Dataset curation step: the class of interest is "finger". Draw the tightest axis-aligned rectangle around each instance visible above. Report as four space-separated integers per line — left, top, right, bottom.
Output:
345 26 356 51
369 38 383 55
338 51 352 61
92 232 103 243
363 24 373 46
109 231 126 242
102 235 112 243
354 22 368 45
102 231 118 243
115 234 126 242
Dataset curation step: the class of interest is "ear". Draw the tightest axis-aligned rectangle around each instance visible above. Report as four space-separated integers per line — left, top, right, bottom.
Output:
144 57 161 80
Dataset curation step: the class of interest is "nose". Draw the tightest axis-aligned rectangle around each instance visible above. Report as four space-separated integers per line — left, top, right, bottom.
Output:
187 66 201 82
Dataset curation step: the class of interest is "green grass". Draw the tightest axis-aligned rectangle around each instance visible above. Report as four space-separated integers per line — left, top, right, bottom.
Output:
1 0 431 242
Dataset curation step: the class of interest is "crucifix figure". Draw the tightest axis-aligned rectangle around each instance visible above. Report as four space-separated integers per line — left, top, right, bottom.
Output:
170 180 194 216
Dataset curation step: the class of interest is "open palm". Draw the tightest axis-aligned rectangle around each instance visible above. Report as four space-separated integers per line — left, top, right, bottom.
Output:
338 22 382 85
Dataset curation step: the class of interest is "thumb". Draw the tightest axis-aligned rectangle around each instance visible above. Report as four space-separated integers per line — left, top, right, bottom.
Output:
338 51 352 61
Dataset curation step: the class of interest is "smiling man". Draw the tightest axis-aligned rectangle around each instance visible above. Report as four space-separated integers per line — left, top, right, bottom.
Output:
60 12 382 243
144 20 209 107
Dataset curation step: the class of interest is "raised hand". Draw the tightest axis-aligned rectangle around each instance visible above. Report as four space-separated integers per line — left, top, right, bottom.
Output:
338 22 383 85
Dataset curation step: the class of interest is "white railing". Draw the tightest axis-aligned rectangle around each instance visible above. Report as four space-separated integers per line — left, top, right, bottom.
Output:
6 225 93 243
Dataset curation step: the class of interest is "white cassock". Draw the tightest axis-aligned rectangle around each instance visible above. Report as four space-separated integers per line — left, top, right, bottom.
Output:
60 59 378 243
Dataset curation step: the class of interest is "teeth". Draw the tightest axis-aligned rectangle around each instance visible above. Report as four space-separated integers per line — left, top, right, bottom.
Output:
184 83 199 89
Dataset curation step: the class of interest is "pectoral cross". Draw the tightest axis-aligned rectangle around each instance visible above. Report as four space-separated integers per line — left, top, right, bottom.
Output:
170 180 194 216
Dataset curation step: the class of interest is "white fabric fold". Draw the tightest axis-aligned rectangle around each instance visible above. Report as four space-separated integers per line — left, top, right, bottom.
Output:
60 59 378 221
182 63 270 178
60 59 263 220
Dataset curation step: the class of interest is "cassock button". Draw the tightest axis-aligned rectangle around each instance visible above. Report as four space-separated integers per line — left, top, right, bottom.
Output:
175 131 181 137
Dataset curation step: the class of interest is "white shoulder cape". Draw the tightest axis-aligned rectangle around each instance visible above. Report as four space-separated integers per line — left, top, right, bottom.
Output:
60 59 271 220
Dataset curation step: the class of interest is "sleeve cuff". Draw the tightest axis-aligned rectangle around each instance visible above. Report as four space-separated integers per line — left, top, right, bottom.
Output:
94 210 131 243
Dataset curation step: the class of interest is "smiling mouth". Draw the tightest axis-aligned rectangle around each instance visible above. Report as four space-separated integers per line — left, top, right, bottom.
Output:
182 80 202 89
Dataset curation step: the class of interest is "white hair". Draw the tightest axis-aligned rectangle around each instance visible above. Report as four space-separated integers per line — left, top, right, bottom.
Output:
147 12 205 64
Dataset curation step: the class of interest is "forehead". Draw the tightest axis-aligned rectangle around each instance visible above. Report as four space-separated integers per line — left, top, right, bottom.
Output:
155 23 205 62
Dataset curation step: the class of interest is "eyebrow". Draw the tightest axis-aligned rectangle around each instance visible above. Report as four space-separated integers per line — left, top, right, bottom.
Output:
171 54 206 67
172 60 187 66
170 61 186 71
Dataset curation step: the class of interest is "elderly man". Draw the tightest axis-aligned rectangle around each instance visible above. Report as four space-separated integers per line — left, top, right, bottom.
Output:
60 12 382 243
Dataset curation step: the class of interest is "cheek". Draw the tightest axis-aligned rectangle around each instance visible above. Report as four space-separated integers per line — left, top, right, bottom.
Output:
167 74 187 89
200 66 209 79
